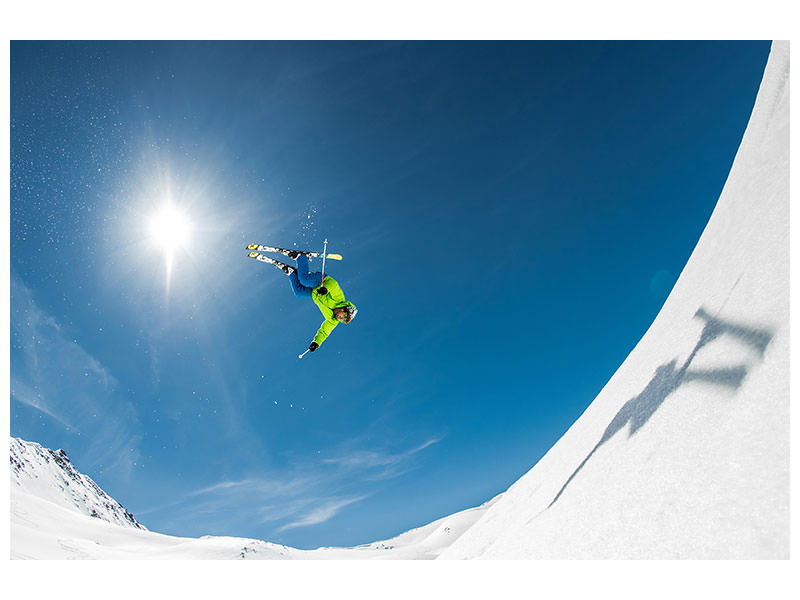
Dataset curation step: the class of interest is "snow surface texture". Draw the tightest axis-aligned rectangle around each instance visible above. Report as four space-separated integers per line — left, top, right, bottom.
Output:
440 41 790 560
10 42 789 560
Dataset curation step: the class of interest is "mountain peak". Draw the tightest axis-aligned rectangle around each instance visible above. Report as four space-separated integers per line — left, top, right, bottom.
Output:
10 437 146 530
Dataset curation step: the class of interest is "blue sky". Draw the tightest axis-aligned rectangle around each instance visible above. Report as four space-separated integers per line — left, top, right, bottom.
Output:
9 41 770 549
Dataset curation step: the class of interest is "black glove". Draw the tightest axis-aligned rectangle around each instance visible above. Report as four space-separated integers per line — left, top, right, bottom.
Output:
317 286 328 295
309 341 319 352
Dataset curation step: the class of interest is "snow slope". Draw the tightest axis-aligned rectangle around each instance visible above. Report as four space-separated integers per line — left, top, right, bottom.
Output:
10 436 498 559
9 42 789 561
11 437 145 530
440 41 789 559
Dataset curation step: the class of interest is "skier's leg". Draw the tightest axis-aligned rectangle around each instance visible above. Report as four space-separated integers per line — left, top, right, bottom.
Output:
296 254 323 288
250 252 296 275
289 270 314 298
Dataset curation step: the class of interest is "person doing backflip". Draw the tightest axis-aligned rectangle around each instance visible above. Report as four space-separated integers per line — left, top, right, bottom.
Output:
247 245 357 353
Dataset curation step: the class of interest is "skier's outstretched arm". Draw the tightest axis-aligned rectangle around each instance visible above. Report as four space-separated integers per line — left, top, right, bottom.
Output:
309 319 338 351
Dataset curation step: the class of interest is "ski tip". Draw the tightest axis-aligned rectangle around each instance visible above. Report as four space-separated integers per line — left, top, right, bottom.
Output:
248 251 260 258
325 253 343 260
246 243 258 250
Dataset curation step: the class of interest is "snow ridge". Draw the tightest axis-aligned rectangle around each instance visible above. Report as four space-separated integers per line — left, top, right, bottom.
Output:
10 437 146 530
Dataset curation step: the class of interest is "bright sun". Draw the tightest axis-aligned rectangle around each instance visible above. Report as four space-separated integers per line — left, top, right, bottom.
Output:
149 205 192 251
148 204 193 291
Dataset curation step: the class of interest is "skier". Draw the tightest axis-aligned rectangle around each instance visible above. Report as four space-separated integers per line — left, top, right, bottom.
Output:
247 246 357 353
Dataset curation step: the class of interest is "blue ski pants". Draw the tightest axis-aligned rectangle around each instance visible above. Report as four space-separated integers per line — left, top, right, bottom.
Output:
289 254 323 298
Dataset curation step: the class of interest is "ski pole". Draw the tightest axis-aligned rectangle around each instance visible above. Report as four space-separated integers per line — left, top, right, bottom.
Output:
298 349 310 359
320 238 328 285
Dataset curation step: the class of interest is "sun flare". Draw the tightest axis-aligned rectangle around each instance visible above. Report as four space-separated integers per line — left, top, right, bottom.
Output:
147 203 194 292
149 205 192 251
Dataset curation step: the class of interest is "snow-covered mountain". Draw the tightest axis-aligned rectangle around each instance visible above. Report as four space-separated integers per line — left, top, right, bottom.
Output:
11 437 145 530
9 41 789 560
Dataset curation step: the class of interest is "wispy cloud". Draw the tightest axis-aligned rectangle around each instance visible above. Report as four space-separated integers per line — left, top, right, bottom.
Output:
277 496 367 532
10 274 142 476
321 436 444 481
190 479 258 496
189 475 312 500
167 435 445 535
10 376 75 428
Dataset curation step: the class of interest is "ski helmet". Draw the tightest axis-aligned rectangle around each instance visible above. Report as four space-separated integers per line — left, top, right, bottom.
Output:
346 305 358 322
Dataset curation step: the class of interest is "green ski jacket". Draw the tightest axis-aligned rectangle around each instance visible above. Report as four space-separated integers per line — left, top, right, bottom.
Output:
311 275 356 346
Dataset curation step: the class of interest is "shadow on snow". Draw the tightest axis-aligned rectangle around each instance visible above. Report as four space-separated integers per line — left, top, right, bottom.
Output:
546 306 774 509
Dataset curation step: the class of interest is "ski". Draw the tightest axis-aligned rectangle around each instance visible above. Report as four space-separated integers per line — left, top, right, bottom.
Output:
246 243 343 261
247 252 296 275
